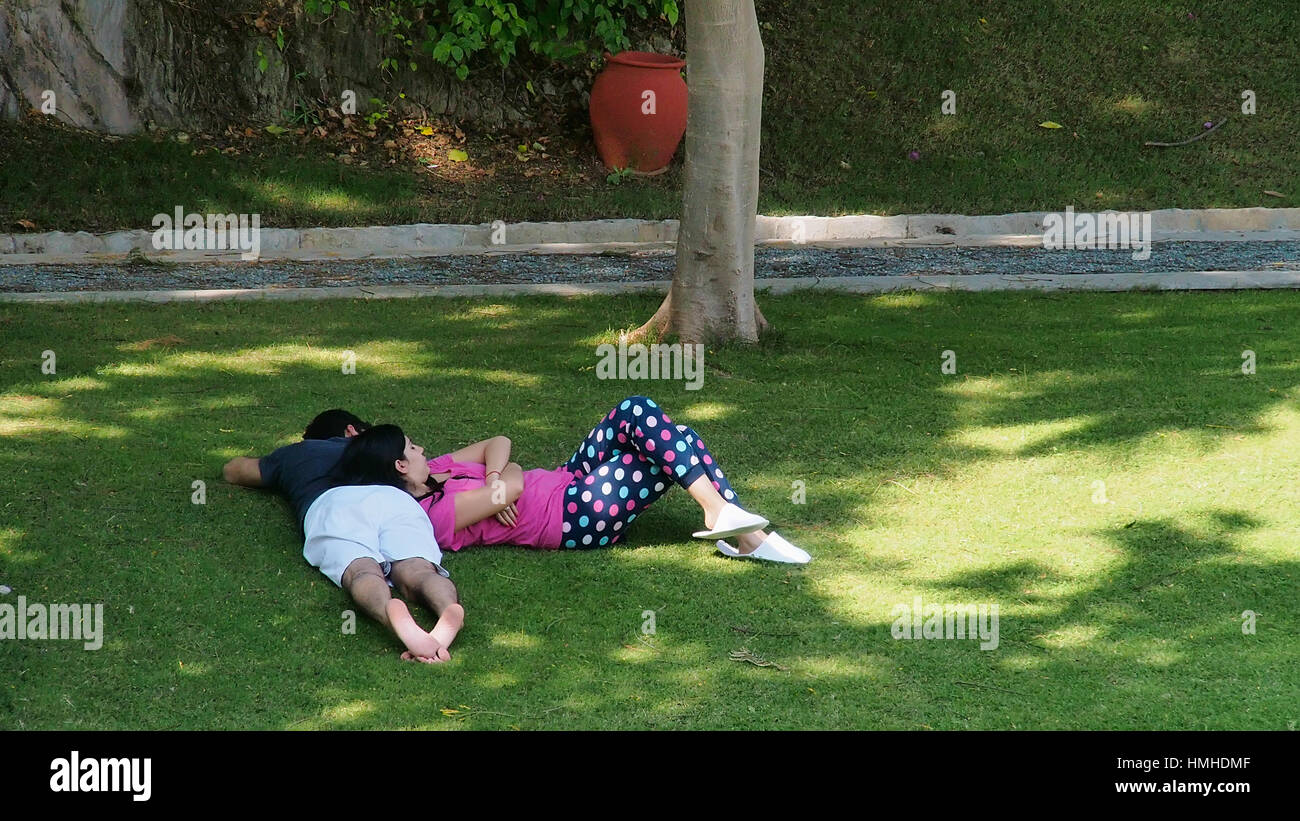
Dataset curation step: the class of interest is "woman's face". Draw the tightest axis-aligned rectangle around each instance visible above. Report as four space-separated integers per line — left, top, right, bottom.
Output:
396 436 430 488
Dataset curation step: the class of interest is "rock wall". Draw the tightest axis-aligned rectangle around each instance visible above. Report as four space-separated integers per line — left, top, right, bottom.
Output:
0 0 137 133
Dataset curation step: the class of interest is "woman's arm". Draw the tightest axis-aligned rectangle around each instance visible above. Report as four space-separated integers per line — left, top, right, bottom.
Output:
451 462 524 531
446 436 512 478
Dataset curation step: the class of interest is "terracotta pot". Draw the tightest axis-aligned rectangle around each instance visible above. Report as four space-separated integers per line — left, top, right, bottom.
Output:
589 51 687 174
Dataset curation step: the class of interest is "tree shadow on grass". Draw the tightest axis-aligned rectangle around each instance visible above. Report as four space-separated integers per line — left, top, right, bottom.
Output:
257 508 1296 731
909 509 1296 729
1 289 1298 728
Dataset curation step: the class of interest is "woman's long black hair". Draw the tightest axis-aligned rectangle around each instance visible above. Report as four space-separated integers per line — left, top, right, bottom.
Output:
332 424 411 490
332 423 448 499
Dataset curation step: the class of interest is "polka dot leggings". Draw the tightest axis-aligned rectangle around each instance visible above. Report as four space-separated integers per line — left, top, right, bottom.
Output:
559 395 740 549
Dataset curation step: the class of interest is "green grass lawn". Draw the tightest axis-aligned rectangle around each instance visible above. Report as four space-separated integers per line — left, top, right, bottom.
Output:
2 0 1296 231
0 290 1296 729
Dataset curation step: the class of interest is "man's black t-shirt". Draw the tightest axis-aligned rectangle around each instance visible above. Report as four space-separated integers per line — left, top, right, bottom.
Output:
259 437 348 532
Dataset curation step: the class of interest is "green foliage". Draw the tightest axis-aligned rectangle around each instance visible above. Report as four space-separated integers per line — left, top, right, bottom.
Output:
285 96 323 126
305 0 680 80
364 93 406 127
304 0 353 14
605 165 634 185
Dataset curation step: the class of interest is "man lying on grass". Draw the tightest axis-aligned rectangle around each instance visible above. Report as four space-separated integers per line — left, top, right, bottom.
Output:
223 410 464 663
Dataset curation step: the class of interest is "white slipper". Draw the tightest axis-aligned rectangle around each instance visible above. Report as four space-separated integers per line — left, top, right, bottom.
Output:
716 532 811 564
692 502 769 540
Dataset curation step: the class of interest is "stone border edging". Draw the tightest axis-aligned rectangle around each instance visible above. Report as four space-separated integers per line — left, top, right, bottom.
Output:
3 207 1299 265
4 270 1299 304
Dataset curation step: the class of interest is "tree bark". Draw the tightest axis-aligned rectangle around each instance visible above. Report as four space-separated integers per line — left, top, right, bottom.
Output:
631 0 766 344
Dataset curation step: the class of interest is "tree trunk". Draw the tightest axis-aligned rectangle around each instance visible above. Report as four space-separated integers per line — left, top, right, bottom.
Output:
631 0 767 344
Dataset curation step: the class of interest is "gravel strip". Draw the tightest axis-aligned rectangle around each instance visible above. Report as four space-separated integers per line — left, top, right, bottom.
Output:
1 241 1297 293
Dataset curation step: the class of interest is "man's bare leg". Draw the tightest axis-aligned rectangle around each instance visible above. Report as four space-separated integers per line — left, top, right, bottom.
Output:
340 558 444 661
390 558 465 662
341 558 393 626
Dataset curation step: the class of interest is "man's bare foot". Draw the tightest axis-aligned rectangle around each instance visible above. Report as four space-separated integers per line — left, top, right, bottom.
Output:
386 599 446 660
400 650 442 664
428 603 465 662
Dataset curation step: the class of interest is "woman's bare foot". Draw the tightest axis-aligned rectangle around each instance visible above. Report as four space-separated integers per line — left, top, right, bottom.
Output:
386 598 446 661
428 603 465 662
735 528 768 555
688 475 728 531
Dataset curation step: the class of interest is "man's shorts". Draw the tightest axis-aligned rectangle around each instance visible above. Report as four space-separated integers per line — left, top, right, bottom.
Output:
302 484 448 587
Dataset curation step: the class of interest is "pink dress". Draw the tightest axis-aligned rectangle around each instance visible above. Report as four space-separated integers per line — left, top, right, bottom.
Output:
417 454 576 551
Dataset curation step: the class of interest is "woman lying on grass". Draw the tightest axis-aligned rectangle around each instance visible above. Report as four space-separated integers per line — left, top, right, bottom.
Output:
414 395 810 563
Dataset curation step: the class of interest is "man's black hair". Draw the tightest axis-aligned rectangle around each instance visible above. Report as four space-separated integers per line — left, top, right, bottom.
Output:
303 409 371 440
